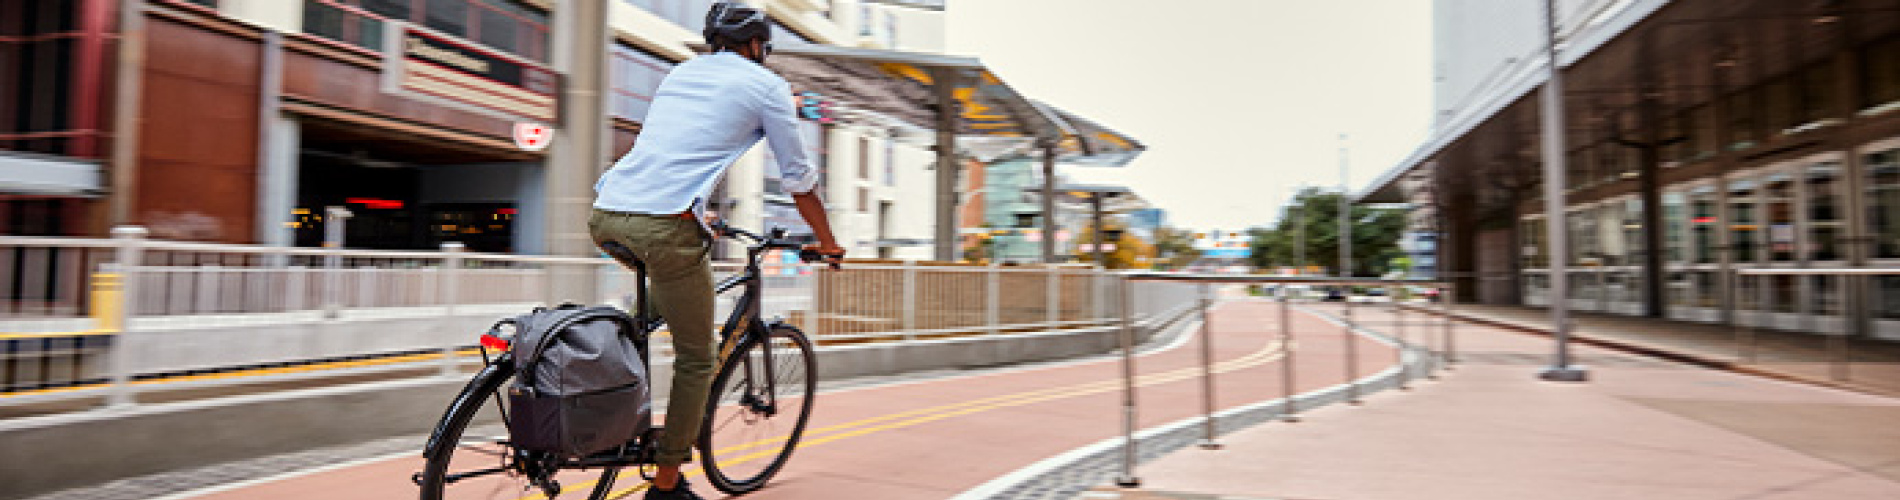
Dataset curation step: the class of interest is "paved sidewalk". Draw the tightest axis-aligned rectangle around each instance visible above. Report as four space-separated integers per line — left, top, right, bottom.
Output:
1086 308 1900 500
1434 303 1900 396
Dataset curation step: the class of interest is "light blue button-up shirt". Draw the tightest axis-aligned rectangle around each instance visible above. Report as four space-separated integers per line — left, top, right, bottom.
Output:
593 52 818 217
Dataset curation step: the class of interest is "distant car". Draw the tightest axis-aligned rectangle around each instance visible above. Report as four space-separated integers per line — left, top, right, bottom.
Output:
1322 288 1346 302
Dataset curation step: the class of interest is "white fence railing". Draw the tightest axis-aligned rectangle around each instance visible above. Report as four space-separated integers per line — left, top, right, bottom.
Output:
0 229 1201 411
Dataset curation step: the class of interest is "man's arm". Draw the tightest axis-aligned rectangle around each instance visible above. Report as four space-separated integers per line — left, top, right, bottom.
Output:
792 192 841 257
759 79 843 259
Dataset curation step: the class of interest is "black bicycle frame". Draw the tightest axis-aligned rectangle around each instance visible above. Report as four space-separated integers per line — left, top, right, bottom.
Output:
425 235 787 465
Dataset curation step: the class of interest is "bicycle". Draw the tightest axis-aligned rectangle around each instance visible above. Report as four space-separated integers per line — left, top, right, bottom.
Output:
417 223 829 499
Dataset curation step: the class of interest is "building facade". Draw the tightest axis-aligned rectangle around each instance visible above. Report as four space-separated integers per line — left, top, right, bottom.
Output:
0 0 985 261
1366 0 1900 339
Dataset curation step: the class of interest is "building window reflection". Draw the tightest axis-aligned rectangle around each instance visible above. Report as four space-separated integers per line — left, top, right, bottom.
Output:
1806 161 1843 262
302 0 549 61
1729 178 1758 263
1868 148 1900 259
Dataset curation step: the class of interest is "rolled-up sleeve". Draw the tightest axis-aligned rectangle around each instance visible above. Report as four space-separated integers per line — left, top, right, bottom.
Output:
760 79 819 194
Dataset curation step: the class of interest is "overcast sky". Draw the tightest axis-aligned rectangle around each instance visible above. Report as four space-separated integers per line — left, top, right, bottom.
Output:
944 0 1434 231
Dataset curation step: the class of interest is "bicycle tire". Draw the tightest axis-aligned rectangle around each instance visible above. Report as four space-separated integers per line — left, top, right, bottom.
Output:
419 368 622 500
698 324 817 494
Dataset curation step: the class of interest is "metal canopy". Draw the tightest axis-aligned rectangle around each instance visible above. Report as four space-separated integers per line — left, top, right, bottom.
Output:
762 44 1147 261
766 45 1146 165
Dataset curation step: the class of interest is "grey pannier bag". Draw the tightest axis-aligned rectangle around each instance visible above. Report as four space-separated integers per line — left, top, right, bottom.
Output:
505 305 652 458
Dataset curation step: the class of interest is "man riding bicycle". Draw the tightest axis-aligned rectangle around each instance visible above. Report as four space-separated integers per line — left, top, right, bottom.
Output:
589 3 844 499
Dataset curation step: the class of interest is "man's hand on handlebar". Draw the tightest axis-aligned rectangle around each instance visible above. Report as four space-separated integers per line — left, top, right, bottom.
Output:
801 244 845 269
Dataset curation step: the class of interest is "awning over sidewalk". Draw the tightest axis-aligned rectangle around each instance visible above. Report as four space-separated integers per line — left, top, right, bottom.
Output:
765 44 1144 165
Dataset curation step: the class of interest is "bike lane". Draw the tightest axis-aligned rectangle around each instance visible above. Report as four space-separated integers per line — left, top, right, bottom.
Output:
174 299 1398 500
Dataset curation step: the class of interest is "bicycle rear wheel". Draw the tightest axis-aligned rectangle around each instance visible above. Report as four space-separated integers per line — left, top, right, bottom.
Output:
418 367 621 500
698 324 817 494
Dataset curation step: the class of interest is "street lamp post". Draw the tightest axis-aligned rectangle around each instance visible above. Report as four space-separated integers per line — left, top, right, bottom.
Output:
1538 0 1589 382
1338 134 1351 278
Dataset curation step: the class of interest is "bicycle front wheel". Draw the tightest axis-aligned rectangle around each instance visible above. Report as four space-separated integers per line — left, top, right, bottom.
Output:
698 324 817 494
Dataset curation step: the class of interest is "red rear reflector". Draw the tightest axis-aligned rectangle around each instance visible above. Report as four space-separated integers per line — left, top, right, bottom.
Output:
480 334 510 351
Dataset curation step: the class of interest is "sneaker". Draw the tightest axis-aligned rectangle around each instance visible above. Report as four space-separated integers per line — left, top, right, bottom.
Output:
644 480 707 500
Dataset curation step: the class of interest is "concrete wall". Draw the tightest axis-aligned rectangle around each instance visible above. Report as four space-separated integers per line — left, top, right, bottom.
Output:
0 306 1192 500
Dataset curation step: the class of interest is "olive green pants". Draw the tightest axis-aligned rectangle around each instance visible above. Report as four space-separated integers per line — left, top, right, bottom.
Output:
588 209 715 467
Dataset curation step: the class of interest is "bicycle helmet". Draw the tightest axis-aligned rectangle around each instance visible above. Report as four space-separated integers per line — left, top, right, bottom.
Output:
704 2 771 51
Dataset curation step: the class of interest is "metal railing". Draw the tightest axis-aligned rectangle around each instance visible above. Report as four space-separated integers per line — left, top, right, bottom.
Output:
0 228 1201 414
1103 273 1459 488
1734 268 1900 389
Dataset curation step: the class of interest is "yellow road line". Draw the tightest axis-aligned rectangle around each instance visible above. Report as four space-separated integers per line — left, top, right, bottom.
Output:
0 329 118 340
552 339 1292 500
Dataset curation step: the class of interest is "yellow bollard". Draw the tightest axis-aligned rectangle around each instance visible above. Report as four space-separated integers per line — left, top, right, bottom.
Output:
91 272 124 333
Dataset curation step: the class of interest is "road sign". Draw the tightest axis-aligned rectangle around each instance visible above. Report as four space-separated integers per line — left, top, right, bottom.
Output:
514 123 552 151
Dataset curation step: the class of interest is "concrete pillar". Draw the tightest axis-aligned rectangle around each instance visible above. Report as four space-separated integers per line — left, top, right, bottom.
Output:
546 0 610 300
106 0 145 227
931 68 962 262
254 32 298 249
1041 143 1058 264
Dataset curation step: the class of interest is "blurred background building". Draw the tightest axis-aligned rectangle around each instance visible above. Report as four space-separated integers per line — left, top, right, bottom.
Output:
1363 0 1900 338
0 0 1140 262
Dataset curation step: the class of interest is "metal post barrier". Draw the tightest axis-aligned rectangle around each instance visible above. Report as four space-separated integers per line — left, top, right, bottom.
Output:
439 243 465 377
286 265 306 311
1738 275 1758 363
1343 286 1361 405
901 261 917 338
1046 267 1060 324
1393 285 1410 391
1832 324 1850 382
1196 283 1220 449
322 206 351 319
1115 276 1140 487
1443 282 1458 366
986 263 1001 334
1279 284 1300 422
105 226 148 408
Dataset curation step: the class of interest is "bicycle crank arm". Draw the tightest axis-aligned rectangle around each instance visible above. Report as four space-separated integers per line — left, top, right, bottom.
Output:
413 465 511 486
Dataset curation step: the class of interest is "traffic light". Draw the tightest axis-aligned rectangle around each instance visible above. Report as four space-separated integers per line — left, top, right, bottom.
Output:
796 91 834 123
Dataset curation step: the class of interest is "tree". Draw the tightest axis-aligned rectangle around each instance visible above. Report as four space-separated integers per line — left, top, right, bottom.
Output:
1151 227 1201 270
1248 187 1407 277
1073 225 1155 270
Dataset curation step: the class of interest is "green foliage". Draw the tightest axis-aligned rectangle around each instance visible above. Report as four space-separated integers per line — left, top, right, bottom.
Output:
1151 227 1201 270
1248 187 1407 277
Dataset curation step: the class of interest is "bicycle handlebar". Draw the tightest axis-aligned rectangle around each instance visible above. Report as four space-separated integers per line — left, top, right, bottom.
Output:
711 220 841 269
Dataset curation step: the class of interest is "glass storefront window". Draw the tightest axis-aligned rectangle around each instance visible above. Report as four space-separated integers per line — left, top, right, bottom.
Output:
1762 172 1796 262
610 44 674 121
1691 186 1719 264
302 0 548 61
1693 271 1719 308
1807 161 1844 261
1770 275 1797 313
1520 218 1547 269
1664 192 1687 263
1877 277 1900 321
1812 275 1840 316
1667 271 1690 307
1869 147 1900 259
1729 178 1758 263
1570 208 1594 265
1623 198 1644 266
